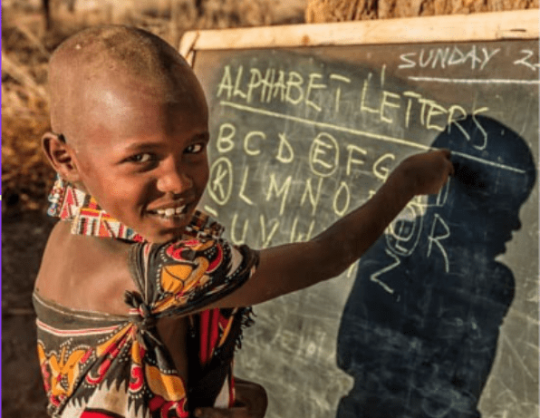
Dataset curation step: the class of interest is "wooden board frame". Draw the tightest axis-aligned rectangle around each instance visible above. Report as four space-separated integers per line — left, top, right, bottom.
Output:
179 10 539 64
178 10 540 418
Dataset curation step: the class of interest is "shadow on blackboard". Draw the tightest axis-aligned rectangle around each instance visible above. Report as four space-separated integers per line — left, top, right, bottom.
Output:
336 116 536 418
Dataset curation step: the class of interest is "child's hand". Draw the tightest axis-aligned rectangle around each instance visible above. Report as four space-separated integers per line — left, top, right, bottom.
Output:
193 405 252 418
194 379 268 418
395 149 454 196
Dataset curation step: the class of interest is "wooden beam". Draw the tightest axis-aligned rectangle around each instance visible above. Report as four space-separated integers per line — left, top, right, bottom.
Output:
179 30 199 66
179 10 538 57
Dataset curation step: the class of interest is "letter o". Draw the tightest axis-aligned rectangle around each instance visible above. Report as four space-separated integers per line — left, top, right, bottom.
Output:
332 181 351 217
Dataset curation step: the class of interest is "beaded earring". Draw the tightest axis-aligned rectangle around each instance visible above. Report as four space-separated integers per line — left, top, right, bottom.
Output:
47 175 68 217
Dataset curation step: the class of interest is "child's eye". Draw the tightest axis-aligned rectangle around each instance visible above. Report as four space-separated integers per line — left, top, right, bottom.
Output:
126 153 154 163
185 143 205 154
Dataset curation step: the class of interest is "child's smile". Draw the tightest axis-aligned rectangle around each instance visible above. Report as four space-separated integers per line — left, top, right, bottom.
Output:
67 69 210 243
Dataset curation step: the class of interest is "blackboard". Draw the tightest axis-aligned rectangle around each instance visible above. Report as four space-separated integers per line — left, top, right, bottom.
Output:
180 10 539 418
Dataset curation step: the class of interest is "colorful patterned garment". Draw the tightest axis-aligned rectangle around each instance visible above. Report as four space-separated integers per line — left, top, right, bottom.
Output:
34 178 259 418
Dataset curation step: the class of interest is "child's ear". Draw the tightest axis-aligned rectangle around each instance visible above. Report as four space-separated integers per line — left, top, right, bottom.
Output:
41 132 81 183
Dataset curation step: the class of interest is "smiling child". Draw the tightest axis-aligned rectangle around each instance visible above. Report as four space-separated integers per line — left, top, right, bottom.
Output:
33 26 454 418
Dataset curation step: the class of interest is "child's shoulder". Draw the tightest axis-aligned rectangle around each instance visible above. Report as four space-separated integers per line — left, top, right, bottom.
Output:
35 220 136 315
34 210 231 317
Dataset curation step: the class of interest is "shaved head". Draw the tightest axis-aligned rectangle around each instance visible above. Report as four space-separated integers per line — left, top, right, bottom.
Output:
42 26 210 239
48 26 206 147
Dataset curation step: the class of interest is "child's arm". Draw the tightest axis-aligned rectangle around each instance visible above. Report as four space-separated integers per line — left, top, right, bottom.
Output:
210 149 454 308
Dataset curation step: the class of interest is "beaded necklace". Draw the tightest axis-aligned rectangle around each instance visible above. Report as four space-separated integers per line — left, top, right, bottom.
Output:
47 175 224 242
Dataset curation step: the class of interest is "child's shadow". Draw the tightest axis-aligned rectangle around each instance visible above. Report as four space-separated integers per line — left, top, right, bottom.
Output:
336 116 536 418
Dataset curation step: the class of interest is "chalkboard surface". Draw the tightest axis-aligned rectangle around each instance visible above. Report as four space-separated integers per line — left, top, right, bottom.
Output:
182 12 539 418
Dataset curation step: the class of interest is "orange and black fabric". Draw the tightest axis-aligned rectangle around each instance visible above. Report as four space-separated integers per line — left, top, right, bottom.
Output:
34 180 259 418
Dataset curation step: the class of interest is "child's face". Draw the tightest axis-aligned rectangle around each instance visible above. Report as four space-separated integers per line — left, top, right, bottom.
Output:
71 73 210 243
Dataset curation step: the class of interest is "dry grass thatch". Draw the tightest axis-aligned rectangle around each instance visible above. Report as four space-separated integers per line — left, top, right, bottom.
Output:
2 11 56 212
1 0 305 214
305 0 538 23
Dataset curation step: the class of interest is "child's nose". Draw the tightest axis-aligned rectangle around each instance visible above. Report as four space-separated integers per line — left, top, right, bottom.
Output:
156 159 193 195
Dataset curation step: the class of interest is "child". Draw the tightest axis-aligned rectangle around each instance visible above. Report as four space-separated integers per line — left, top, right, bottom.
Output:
34 26 454 418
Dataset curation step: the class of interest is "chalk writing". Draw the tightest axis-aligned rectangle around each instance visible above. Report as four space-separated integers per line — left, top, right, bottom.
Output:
244 131 265 156
203 205 218 217
239 166 254 205
266 173 292 216
277 133 294 163
398 46 500 70
513 49 540 71
208 156 233 205
427 213 451 272
231 212 249 245
329 73 351 114
259 215 280 248
346 145 367 176
309 133 339 177
373 153 395 181
332 182 351 217
216 123 235 153
385 203 424 257
370 249 401 294
217 64 496 137
409 76 540 85
300 177 323 216
208 47 530 258
290 217 316 243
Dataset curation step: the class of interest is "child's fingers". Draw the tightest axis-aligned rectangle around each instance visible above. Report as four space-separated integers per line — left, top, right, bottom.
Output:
440 149 455 177
194 406 250 418
234 379 268 417
432 148 455 178
435 148 451 159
